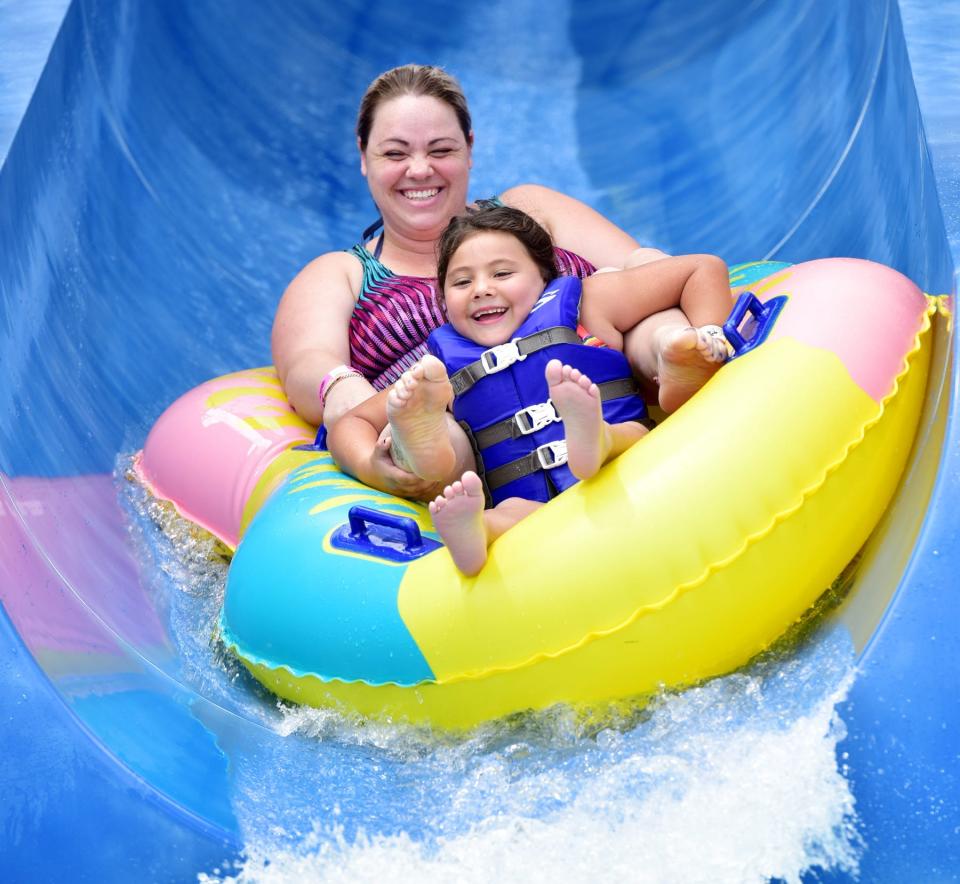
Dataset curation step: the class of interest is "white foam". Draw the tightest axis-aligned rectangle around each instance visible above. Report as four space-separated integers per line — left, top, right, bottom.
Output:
118 456 862 883
207 658 861 883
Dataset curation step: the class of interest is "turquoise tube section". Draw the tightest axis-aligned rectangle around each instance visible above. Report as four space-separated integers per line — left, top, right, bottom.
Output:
221 457 437 687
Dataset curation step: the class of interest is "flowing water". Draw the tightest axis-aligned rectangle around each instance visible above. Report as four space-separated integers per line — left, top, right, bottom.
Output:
120 455 863 883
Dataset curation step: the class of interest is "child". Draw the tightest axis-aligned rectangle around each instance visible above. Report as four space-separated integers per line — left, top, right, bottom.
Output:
329 206 732 575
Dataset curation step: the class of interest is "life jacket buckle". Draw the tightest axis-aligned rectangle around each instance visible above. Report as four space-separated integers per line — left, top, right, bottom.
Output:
480 339 526 375
535 440 568 470
515 400 560 435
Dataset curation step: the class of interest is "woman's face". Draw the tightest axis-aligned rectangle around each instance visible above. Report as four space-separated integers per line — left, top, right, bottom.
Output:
360 94 472 243
442 231 545 348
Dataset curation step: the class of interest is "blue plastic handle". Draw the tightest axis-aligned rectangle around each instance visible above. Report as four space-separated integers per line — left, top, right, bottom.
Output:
722 291 787 358
330 505 442 562
294 425 327 452
347 506 424 550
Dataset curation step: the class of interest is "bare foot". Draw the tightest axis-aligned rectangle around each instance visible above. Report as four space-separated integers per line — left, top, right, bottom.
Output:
545 359 609 480
387 355 455 481
429 471 488 576
654 325 729 413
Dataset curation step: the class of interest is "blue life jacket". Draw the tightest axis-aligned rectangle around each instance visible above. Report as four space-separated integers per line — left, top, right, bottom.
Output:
428 276 649 506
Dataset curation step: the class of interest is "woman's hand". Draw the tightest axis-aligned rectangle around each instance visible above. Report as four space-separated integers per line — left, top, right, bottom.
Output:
330 388 440 500
363 428 443 500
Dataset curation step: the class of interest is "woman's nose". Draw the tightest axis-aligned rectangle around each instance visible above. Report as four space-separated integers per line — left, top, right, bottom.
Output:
407 154 433 178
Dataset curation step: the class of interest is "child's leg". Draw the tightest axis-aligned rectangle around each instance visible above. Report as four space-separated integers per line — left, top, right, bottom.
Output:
546 360 648 480
615 254 733 413
429 471 540 576
387 355 459 481
651 324 732 413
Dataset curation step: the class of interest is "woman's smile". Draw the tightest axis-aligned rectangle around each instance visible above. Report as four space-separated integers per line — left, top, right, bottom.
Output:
401 187 441 202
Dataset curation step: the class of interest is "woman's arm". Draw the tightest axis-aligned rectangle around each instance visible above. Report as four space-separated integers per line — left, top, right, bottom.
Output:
271 251 374 426
624 246 672 267
500 183 654 268
580 254 731 347
327 389 390 484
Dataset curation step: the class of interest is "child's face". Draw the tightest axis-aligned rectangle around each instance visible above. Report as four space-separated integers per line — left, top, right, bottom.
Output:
442 231 546 347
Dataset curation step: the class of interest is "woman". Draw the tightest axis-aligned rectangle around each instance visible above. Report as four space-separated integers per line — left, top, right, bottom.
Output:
272 64 709 498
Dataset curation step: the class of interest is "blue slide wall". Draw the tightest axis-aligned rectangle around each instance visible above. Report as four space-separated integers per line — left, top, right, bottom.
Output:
1 1 957 879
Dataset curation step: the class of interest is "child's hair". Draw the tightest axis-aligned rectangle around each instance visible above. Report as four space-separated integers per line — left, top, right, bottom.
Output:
436 205 558 294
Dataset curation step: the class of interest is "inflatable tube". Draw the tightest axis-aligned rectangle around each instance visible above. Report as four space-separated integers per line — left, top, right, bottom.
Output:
137 258 937 729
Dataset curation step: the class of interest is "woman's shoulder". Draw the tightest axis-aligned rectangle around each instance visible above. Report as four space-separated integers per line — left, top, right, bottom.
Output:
497 184 582 240
286 249 365 301
497 183 563 212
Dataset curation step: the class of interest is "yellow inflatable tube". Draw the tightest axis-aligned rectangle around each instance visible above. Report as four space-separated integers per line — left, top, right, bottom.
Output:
216 258 937 728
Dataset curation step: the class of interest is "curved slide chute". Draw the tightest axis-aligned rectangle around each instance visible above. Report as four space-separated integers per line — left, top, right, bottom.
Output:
1 1 956 879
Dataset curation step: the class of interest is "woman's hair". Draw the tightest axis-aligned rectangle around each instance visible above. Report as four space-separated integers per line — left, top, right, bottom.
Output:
436 206 558 292
356 65 472 150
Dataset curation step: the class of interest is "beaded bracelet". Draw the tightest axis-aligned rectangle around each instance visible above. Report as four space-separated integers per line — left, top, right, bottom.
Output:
319 365 363 408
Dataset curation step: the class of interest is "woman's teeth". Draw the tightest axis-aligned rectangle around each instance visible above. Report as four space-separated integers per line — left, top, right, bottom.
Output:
403 188 440 201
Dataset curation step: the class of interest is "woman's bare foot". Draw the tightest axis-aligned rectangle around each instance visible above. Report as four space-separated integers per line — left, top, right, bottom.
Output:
545 359 609 480
429 471 489 576
387 355 455 481
654 325 730 413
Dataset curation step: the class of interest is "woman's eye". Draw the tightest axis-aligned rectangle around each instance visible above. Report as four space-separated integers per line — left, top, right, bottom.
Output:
430 149 453 157
384 151 406 160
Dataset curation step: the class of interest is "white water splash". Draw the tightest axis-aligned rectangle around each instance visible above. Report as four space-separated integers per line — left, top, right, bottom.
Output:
205 661 861 884
118 455 862 884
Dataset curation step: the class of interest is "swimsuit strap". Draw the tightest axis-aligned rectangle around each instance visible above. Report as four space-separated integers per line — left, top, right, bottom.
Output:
360 217 385 260
359 196 503 262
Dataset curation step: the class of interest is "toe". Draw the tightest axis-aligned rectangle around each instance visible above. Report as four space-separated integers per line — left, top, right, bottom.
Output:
462 471 484 496
421 354 448 381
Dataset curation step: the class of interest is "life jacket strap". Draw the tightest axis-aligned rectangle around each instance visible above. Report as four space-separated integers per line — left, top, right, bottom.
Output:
484 440 570 495
472 378 642 449
449 326 583 396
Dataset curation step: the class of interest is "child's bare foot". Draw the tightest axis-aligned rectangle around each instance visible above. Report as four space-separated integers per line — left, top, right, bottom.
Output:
654 325 730 413
387 355 455 481
545 359 609 480
429 471 488 576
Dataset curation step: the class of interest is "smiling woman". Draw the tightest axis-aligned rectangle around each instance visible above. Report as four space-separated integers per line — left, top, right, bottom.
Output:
326 205 732 575
269 64 697 501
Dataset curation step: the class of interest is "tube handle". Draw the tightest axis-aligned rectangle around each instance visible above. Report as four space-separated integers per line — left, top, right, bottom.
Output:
722 291 787 358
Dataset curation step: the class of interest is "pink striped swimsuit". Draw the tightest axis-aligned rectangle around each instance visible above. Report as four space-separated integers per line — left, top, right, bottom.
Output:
347 242 596 390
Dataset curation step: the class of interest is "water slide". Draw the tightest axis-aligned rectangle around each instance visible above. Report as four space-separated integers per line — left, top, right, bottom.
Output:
2 1 957 880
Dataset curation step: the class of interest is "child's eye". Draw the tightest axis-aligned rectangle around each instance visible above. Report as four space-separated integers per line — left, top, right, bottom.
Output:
494 270 513 279
451 278 471 287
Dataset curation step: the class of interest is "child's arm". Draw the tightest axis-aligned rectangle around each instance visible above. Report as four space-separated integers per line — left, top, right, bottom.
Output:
580 254 731 348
